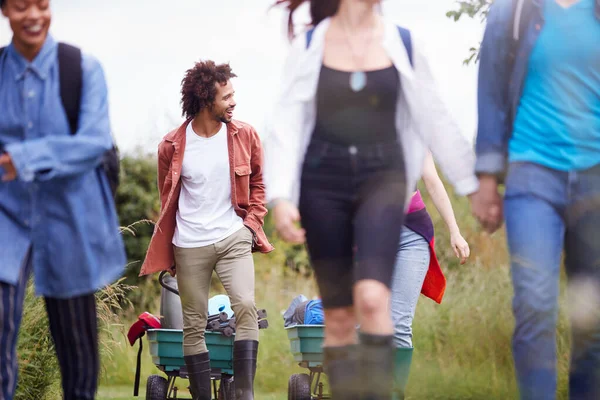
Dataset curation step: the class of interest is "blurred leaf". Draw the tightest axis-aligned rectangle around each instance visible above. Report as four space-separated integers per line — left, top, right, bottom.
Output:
447 0 493 63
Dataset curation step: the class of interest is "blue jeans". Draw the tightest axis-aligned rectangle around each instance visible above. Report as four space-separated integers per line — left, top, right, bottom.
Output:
505 162 600 400
391 227 430 348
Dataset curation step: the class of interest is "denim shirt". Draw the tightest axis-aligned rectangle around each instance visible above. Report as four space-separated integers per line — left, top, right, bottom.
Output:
0 35 126 298
475 0 600 179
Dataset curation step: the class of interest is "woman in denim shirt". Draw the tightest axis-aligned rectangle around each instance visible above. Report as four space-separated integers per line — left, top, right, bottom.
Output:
0 0 125 399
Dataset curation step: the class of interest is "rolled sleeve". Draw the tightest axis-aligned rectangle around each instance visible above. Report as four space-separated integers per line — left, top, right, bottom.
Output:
5 141 35 182
474 151 507 177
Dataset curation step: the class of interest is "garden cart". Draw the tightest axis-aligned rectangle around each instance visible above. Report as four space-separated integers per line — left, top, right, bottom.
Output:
285 324 413 400
285 324 330 400
144 328 235 400
128 271 268 400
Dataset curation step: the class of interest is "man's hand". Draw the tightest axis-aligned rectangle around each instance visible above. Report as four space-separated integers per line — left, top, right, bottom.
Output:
469 175 503 234
168 265 176 277
0 153 17 182
272 199 306 244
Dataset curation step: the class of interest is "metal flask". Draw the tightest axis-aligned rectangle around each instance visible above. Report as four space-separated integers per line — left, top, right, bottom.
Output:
159 273 184 330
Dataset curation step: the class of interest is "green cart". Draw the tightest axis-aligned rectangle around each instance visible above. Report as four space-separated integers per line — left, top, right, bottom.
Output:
285 325 330 400
145 328 235 400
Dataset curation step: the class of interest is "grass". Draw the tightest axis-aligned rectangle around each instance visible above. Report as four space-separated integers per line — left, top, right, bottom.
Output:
97 215 571 399
27 185 573 399
400 191 571 400
15 285 60 400
96 385 281 400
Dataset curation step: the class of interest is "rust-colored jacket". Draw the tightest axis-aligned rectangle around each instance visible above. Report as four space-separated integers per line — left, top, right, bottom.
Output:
139 119 274 276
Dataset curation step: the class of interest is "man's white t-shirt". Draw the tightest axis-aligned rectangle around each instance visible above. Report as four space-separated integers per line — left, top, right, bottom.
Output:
172 121 244 248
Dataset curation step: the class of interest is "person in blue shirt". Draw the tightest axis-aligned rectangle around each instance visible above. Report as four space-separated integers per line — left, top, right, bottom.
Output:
0 0 126 399
472 0 600 398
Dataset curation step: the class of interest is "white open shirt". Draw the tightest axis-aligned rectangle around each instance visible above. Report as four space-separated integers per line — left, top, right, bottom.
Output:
265 17 479 208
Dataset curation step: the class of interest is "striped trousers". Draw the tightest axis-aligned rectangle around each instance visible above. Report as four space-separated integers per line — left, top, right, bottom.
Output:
0 251 99 400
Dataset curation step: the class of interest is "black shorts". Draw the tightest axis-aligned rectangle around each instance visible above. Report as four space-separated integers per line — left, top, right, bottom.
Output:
299 138 407 309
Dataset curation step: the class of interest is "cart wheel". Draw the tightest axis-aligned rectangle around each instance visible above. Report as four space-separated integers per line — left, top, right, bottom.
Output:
288 373 311 400
218 374 235 400
146 374 168 400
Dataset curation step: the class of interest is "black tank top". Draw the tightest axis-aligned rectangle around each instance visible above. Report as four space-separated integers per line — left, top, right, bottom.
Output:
312 65 399 145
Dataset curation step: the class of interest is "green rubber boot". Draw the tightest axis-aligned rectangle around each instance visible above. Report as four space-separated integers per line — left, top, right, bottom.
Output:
392 348 413 400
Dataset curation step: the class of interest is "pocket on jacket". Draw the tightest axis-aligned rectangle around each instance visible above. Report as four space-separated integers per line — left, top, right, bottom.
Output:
234 164 251 206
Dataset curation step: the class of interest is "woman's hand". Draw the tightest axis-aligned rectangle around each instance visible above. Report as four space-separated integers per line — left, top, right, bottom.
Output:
450 231 470 265
273 199 306 244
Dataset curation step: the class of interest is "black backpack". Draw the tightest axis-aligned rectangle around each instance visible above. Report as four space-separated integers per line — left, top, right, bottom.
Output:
0 43 120 197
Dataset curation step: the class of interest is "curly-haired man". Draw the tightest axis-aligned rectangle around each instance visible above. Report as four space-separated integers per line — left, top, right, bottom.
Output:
140 60 273 400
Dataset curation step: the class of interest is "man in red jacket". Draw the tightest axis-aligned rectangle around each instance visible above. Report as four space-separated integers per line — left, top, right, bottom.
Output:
141 60 273 400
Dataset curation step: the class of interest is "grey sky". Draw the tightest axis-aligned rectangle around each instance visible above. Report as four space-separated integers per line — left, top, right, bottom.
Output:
0 0 485 154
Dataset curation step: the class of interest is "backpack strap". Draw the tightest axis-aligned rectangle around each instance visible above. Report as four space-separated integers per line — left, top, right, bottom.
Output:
0 44 82 134
305 28 315 49
133 336 143 397
57 43 83 135
305 26 414 68
397 26 414 68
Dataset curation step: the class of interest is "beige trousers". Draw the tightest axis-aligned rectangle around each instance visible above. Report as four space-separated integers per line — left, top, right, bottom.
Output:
174 227 257 356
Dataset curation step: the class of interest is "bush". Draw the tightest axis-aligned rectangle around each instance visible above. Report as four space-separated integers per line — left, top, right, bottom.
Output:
116 154 160 270
115 155 161 311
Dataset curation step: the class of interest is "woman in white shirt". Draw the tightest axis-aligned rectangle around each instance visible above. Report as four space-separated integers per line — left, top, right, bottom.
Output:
267 1 478 398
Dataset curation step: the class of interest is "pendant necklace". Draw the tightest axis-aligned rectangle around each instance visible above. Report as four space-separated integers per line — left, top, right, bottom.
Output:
341 18 377 92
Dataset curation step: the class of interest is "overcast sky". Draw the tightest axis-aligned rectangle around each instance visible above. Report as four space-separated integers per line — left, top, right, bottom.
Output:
0 0 485 154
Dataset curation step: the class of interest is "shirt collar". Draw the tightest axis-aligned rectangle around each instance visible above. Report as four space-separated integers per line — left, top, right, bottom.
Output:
8 34 57 82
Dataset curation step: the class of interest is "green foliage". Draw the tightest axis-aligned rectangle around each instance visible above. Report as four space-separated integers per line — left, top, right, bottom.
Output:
447 0 493 64
15 286 59 400
114 154 161 311
446 0 492 22
115 154 160 271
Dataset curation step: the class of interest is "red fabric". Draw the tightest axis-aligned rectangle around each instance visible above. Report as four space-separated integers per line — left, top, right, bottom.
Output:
139 119 274 276
127 312 162 346
420 237 446 304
